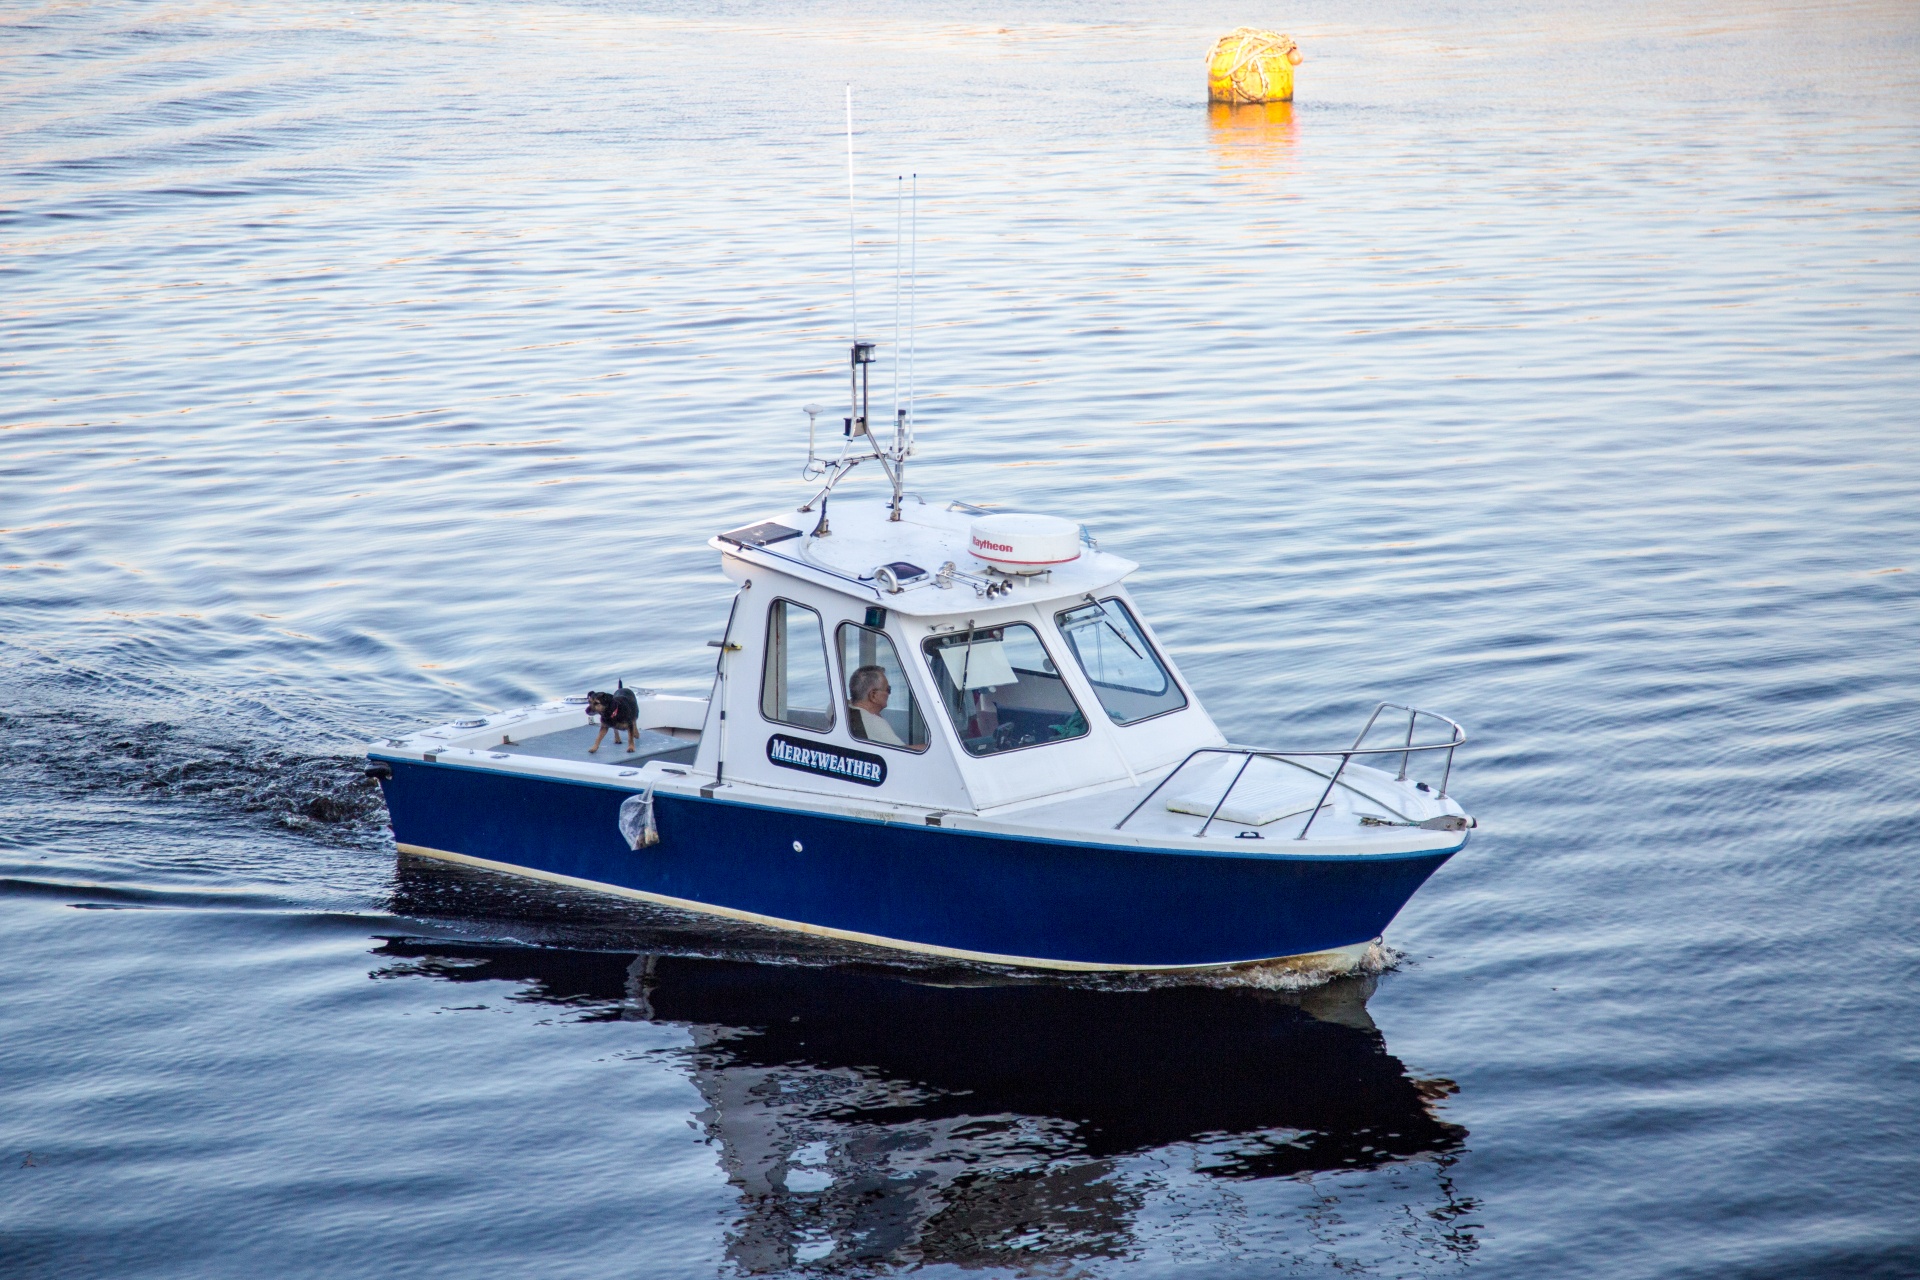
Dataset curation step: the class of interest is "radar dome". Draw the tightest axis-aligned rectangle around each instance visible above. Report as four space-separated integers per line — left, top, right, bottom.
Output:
968 513 1082 575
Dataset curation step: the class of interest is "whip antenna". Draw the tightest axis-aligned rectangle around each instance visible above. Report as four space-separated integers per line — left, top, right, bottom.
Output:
893 175 903 455
845 87 858 340
801 100 916 522
908 173 917 454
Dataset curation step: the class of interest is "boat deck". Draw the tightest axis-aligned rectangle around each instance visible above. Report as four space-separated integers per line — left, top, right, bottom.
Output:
996 757 1462 846
493 722 699 768
386 697 1466 853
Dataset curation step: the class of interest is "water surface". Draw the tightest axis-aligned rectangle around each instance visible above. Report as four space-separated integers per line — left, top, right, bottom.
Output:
4 0 1918 1275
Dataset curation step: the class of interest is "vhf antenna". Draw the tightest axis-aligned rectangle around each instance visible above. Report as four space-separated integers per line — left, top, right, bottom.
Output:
845 85 858 342
893 175 903 465
800 90 913 524
908 173 917 458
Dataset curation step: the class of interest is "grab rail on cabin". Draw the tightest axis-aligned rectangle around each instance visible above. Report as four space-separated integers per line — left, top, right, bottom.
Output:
1113 703 1467 841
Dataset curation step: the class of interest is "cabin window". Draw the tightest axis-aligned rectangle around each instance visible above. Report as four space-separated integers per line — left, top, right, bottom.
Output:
761 599 835 732
1055 598 1188 725
836 623 929 752
923 624 1089 757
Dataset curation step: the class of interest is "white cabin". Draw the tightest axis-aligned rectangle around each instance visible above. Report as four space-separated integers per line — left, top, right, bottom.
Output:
691 498 1227 817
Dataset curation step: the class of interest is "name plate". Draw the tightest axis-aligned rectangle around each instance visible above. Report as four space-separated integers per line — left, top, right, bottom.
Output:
765 734 887 787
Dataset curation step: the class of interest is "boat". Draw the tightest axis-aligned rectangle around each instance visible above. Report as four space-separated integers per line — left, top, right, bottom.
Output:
365 337 1474 973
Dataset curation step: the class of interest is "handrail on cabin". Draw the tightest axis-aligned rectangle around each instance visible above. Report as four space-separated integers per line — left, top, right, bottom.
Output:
1113 703 1467 841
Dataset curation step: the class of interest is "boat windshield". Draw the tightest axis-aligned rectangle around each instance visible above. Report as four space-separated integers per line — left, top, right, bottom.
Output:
1055 598 1187 725
923 625 1089 757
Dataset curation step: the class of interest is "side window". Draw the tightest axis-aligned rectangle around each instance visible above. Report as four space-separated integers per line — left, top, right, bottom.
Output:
1055 598 1188 725
836 623 929 753
923 624 1089 757
761 599 834 731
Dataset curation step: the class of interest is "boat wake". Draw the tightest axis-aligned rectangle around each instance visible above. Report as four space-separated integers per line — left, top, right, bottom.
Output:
0 703 391 849
1204 940 1406 991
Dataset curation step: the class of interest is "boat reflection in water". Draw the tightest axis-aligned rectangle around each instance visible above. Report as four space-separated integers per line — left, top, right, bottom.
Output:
381 855 1475 1273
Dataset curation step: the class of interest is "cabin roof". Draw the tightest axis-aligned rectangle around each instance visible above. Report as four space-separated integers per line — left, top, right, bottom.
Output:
709 498 1139 617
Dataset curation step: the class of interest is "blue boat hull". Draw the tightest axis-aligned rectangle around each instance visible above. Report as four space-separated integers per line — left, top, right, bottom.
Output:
373 758 1462 970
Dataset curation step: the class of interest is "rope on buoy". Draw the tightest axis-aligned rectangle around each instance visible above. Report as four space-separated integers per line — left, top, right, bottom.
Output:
1207 28 1304 104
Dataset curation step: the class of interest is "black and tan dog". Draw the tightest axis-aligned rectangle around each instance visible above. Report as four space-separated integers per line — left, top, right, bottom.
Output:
585 684 641 754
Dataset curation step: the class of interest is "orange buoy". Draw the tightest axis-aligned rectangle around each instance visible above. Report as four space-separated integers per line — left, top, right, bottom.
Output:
1207 28 1303 105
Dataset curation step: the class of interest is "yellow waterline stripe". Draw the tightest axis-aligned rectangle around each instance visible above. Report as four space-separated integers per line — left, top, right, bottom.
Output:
394 842 1360 974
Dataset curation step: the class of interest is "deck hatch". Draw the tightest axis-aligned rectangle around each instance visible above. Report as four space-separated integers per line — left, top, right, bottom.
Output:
720 521 803 548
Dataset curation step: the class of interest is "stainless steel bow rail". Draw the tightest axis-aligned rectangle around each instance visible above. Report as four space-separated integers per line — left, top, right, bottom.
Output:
1115 703 1468 840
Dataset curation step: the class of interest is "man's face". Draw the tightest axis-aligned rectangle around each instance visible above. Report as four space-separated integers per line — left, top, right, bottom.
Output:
867 679 890 711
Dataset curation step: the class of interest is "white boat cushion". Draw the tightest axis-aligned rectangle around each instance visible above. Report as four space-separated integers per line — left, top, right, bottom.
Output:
1163 757 1331 826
